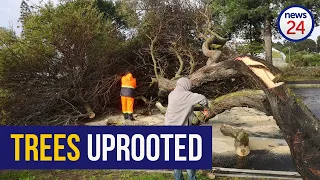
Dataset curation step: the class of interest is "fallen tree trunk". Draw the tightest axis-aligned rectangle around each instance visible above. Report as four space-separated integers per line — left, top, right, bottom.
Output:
220 124 250 157
193 89 270 123
158 59 240 93
153 29 318 178
206 89 270 118
156 89 271 127
158 53 320 179
234 55 320 180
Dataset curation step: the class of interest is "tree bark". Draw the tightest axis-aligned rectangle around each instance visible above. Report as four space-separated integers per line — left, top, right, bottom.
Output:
160 52 320 179
158 60 239 93
202 33 227 64
206 89 270 117
155 26 319 178
156 89 270 126
158 31 232 95
191 89 270 124
154 29 318 178
234 55 320 180
264 16 272 64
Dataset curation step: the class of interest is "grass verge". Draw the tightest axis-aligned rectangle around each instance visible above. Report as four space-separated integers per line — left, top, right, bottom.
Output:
0 170 260 180
280 67 320 81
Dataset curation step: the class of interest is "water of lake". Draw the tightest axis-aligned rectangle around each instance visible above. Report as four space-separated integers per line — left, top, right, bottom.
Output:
291 87 320 119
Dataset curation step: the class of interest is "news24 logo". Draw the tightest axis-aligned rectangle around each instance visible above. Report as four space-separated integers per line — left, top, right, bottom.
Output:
277 5 315 42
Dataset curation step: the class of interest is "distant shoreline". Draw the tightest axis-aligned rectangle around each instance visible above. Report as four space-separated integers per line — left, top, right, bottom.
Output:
285 81 320 88
285 80 320 84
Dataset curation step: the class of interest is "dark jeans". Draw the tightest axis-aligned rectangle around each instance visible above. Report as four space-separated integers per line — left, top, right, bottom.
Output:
174 169 197 180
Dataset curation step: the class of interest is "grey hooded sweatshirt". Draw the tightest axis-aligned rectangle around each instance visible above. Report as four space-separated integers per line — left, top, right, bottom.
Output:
164 77 208 126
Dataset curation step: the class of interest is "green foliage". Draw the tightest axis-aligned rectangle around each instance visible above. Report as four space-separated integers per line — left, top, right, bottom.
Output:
19 0 32 26
278 38 320 67
287 52 320 67
0 0 126 125
0 170 36 180
281 66 320 81
136 0 208 78
210 0 279 40
302 54 320 66
0 27 17 45
4 0 318 126
273 42 284 51
295 39 317 52
236 41 264 55
0 0 214 125
272 51 282 58
282 0 320 25
317 35 320 52
289 53 308 66
211 0 320 57
0 170 248 180
94 0 138 29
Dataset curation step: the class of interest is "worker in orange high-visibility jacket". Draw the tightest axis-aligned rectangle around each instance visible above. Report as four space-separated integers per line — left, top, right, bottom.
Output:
120 72 137 120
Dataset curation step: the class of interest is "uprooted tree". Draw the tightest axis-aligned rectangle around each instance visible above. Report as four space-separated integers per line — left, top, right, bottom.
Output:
152 30 320 180
136 0 259 106
1 1 319 178
140 1 270 122
152 31 320 179
0 0 257 125
238 56 320 180
133 2 319 179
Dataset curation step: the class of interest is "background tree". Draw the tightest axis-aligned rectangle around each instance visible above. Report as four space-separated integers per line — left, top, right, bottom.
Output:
1 1 320 178
19 0 31 26
296 39 317 52
137 0 207 79
273 41 284 51
282 39 317 53
210 0 282 63
94 0 138 30
0 0 128 125
210 0 320 63
317 35 320 52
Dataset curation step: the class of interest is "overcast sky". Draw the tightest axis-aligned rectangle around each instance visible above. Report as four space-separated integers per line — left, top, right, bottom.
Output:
0 0 59 34
1 0 319 42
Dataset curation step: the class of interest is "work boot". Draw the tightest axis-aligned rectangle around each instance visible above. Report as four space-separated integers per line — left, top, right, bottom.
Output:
127 114 135 121
123 113 128 120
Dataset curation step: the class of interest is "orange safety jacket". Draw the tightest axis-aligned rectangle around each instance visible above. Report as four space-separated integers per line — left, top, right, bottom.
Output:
120 73 136 97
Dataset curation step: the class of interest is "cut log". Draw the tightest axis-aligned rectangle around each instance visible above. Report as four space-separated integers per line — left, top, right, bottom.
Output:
220 124 250 157
234 55 320 180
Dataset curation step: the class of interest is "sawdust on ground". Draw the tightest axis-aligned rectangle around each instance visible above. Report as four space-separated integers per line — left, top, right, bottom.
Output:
85 107 290 155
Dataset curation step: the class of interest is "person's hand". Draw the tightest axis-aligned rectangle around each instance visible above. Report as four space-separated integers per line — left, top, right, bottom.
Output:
203 109 210 118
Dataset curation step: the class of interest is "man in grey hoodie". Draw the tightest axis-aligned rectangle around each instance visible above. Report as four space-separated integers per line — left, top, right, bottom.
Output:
165 77 210 180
